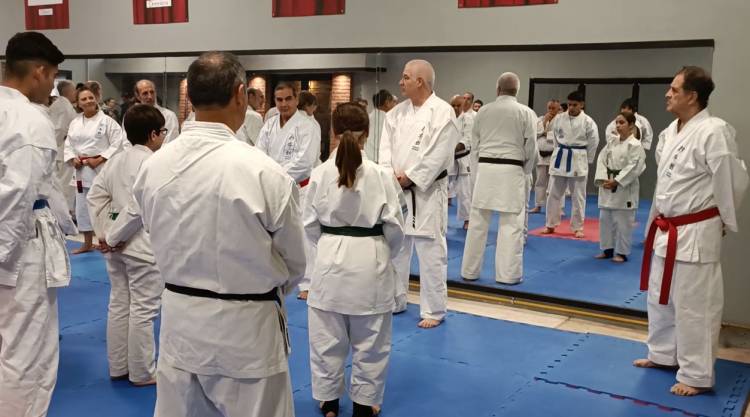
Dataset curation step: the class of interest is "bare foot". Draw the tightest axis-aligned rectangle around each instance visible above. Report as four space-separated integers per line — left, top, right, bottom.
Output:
529 206 541 214
463 221 469 230
594 252 610 259
418 318 442 329
540 227 555 235
632 358 678 369
612 255 626 263
670 382 711 396
574 230 585 239
72 246 94 255
132 378 156 387
297 290 308 300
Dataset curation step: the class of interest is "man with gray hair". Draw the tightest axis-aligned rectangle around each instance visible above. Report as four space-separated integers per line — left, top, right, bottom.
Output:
49 79 78 212
379 59 460 328
132 51 305 417
461 72 537 284
134 79 180 143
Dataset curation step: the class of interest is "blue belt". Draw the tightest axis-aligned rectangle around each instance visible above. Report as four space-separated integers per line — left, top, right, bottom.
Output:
33 199 49 210
554 144 587 173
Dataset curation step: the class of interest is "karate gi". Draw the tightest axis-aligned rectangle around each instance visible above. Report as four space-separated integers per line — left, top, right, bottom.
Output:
48 97 77 212
367 109 388 163
236 107 263 146
257 110 322 293
155 104 179 144
304 150 405 407
594 134 646 256
644 110 748 388
63 110 127 232
545 111 599 232
454 110 475 222
605 112 653 150
534 114 555 208
133 121 306 417
0 86 77 417
378 93 460 320
461 96 537 283
87 144 163 383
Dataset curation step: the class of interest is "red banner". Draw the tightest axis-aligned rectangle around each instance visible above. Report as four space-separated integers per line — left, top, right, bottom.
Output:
133 0 189 25
25 0 69 30
459 0 557 7
273 0 345 17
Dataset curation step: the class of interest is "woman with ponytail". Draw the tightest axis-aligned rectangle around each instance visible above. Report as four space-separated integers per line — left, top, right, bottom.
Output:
303 102 406 417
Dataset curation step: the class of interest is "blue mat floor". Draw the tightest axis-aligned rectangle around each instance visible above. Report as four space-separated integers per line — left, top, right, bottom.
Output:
411 194 651 312
49 244 750 417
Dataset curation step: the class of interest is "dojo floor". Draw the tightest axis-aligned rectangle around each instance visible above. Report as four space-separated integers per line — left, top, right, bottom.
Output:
411 194 652 313
50 243 750 417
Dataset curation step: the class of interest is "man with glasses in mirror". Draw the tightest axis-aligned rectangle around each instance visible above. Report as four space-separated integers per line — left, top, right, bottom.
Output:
134 79 179 144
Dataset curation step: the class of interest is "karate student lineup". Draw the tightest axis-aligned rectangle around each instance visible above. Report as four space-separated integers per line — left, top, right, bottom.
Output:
0 31 747 417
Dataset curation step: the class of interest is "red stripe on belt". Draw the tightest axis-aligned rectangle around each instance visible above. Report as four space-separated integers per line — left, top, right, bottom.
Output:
640 207 721 305
298 178 310 188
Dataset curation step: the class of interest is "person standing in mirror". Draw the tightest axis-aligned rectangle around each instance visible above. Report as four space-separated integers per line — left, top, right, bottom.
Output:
461 72 537 285
605 98 654 150
133 79 179 144
541 90 599 238
256 82 321 301
235 87 264 146
636 66 748 397
378 59 459 329
472 99 483 112
594 111 646 263
529 99 560 214
49 79 78 213
367 89 397 163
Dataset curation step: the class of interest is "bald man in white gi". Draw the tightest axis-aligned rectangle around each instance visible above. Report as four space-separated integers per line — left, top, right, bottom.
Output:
379 59 460 328
134 79 180 144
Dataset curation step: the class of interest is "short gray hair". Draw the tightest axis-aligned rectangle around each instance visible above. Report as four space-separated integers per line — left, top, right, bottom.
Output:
56 79 74 94
187 51 247 108
496 72 520 96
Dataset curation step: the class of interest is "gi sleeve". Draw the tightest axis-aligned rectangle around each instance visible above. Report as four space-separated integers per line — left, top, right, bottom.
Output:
614 142 647 188
0 146 42 262
706 124 749 233
378 115 395 170
165 111 180 143
267 183 307 292
101 119 127 160
63 128 76 163
655 129 667 166
282 122 321 183
107 192 144 247
302 175 322 245
381 173 406 258
405 118 459 191
640 116 654 151
586 118 600 164
594 144 609 187
523 111 538 175
48 175 78 236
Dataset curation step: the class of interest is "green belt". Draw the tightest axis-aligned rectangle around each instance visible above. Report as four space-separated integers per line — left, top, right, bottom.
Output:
109 212 119 221
321 224 384 237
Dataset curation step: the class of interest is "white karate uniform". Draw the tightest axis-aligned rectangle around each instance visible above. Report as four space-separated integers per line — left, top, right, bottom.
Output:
534 115 555 208
236 107 263 146
49 97 77 212
133 121 306 417
462 96 537 283
64 110 128 232
545 111 599 232
454 110 475 222
594 135 646 256
605 112 653 150
264 106 279 122
645 110 748 388
87 144 163 383
257 110 322 292
304 151 405 407
155 104 180 144
367 108 388 163
379 93 460 320
0 86 76 417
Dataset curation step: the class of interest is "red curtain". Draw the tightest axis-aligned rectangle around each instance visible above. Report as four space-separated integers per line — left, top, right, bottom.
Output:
25 0 70 30
273 0 345 17
133 0 189 25
459 0 557 7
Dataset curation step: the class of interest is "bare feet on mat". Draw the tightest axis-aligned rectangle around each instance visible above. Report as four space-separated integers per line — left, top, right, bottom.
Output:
463 221 469 230
671 382 711 396
632 358 678 369
594 252 609 259
574 230 585 239
540 227 555 235
418 318 441 329
132 379 156 387
612 255 626 263
72 245 94 254
297 290 308 300
529 206 541 214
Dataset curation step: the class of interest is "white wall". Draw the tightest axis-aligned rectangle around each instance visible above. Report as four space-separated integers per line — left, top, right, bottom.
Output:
3 0 750 324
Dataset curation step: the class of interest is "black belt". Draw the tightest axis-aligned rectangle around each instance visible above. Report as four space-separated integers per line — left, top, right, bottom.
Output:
321 225 384 237
454 149 470 160
33 199 49 210
478 157 524 167
407 169 448 228
539 150 553 158
165 283 281 304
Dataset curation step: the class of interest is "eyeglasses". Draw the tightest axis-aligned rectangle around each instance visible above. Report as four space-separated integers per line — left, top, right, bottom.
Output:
159 128 168 135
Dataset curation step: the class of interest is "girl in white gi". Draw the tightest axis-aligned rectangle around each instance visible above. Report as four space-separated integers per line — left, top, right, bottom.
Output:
304 103 405 417
64 86 127 254
594 112 646 262
87 104 167 386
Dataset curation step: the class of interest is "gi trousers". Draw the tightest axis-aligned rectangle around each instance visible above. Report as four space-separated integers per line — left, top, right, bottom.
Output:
599 208 636 255
534 164 550 208
455 174 473 222
392 234 447 321
462 207 525 284
546 175 587 231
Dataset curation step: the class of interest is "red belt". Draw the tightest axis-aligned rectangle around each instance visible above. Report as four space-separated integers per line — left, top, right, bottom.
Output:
79 155 100 162
298 178 310 188
640 207 720 305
